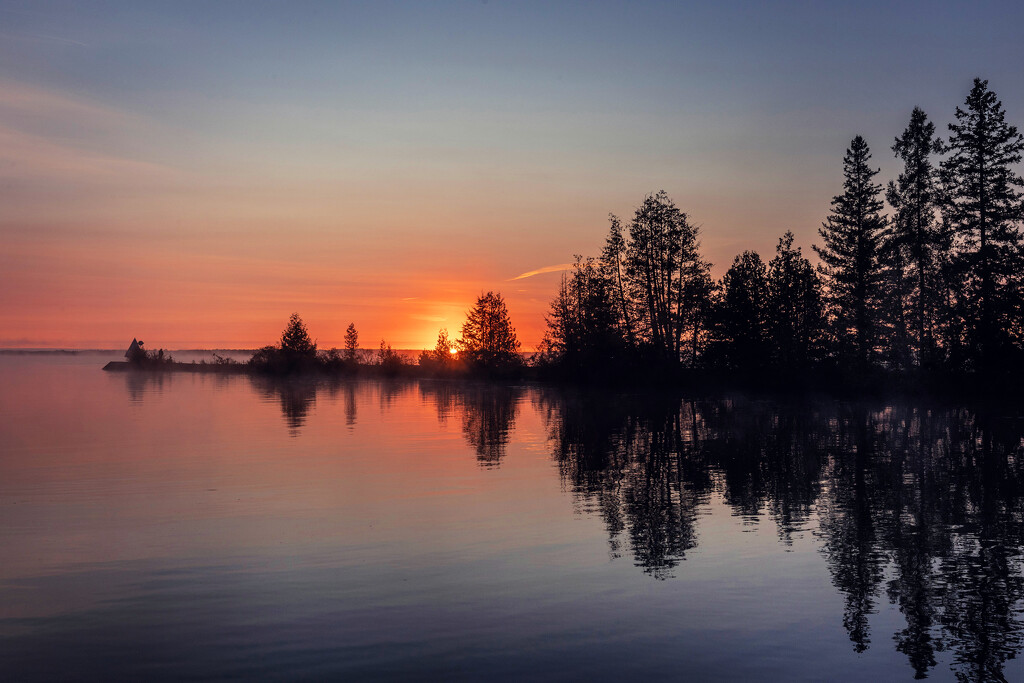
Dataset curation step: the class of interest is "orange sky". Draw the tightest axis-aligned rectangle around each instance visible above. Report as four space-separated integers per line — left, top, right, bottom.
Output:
0 75 828 350
4 3 1020 350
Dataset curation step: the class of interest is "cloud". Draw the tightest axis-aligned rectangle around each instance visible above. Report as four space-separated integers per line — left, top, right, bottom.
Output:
508 263 573 281
0 79 131 127
0 123 174 182
0 80 176 188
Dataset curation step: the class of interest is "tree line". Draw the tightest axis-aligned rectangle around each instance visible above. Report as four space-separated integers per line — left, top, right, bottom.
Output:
538 78 1024 387
249 291 523 377
248 78 1022 389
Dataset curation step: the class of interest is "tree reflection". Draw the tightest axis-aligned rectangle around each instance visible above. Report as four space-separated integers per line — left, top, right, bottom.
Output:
253 378 318 437
538 389 1024 678
420 382 522 468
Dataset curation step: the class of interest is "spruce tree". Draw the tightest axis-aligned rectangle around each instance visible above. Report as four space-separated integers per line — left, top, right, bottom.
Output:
767 231 825 370
344 322 359 363
716 250 769 371
280 313 316 358
939 78 1024 371
457 291 522 369
814 136 887 366
885 107 945 368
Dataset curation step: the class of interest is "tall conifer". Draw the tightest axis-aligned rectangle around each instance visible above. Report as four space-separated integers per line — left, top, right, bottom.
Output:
814 136 887 365
939 78 1024 371
885 107 945 368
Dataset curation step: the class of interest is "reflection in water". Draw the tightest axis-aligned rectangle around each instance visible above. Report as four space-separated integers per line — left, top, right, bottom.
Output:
539 391 1024 680
122 370 168 402
253 378 319 437
420 382 522 467
107 368 1024 679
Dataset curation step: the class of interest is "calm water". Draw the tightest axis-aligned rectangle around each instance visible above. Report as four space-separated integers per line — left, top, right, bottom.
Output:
2 354 1024 681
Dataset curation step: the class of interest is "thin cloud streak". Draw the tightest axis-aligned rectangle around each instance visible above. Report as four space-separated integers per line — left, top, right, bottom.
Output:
508 263 573 281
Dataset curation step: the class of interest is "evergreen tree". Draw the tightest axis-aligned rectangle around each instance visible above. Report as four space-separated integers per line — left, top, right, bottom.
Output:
886 107 946 368
599 214 637 348
458 291 522 369
814 136 887 366
344 322 359 363
542 255 622 370
767 231 825 369
939 78 1024 371
681 257 717 368
432 328 453 364
280 313 317 358
716 250 769 371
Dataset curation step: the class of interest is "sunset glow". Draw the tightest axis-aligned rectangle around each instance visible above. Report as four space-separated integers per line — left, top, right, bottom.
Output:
3 2 1023 349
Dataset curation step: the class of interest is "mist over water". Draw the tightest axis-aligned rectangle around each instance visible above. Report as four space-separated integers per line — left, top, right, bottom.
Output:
2 354 1023 681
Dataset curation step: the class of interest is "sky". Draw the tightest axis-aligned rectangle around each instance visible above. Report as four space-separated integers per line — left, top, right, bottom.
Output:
2 0 1024 349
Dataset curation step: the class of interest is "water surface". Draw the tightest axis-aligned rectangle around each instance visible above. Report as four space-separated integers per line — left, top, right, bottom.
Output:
2 354 1023 681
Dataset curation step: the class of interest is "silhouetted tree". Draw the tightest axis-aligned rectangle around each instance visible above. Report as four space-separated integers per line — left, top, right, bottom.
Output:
433 328 453 361
681 256 717 368
623 191 708 364
600 213 637 348
419 328 456 372
940 78 1024 373
815 136 887 366
714 250 770 371
344 322 359 364
376 339 403 372
250 313 318 373
541 256 623 372
458 291 522 370
767 231 825 370
281 313 317 358
885 107 946 369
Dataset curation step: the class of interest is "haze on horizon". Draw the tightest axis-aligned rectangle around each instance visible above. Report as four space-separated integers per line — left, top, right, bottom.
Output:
2 0 1023 350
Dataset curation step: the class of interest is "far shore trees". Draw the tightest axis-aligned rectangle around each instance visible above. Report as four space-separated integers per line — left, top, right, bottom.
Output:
418 328 459 372
250 313 318 373
458 291 522 370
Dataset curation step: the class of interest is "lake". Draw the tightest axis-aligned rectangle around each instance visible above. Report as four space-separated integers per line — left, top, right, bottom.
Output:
2 353 1023 681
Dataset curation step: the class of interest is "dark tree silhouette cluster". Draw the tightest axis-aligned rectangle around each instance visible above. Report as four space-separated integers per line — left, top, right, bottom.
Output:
539 78 1024 388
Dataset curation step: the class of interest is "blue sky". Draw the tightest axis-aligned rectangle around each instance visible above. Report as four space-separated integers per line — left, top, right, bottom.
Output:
2 1 1023 347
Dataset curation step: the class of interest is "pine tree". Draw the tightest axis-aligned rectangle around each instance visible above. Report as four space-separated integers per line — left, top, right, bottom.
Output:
432 328 453 364
344 322 359 363
716 250 769 371
767 231 825 369
885 108 945 368
457 291 522 369
940 78 1024 371
542 256 622 370
280 313 316 358
599 214 636 348
814 136 887 366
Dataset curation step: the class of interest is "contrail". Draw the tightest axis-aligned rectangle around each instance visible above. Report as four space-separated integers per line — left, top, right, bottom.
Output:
508 263 573 281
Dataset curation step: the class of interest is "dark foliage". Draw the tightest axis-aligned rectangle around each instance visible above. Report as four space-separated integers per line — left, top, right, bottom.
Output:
457 291 523 373
939 78 1024 373
814 135 888 367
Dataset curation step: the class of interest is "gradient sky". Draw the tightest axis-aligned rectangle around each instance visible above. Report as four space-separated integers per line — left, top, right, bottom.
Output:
3 1 1023 349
